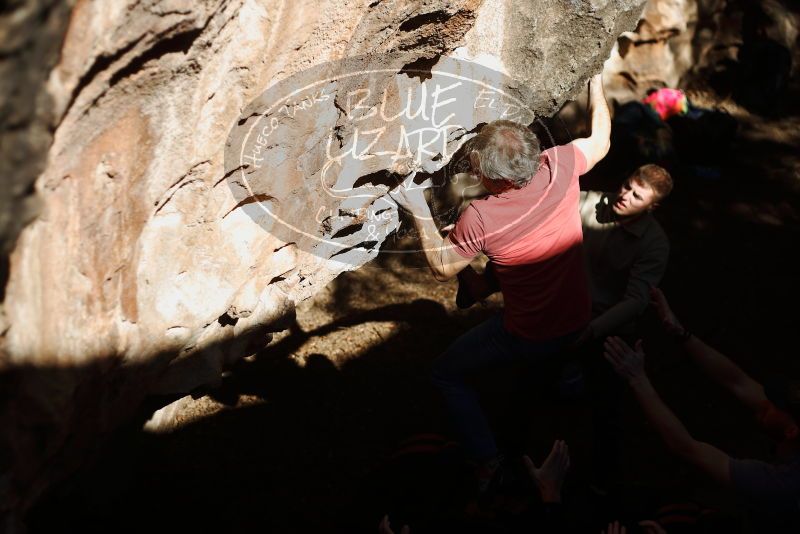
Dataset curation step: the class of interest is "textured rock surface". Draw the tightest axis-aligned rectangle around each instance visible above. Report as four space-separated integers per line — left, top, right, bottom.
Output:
603 0 699 102
691 0 797 78
602 0 798 104
0 0 646 523
0 0 76 325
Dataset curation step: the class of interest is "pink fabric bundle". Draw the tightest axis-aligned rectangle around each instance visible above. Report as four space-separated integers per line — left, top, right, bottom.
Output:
642 88 689 120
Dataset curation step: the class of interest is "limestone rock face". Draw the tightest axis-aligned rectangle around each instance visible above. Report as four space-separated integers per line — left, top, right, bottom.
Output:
602 0 798 104
0 0 646 522
603 0 699 102
0 0 76 315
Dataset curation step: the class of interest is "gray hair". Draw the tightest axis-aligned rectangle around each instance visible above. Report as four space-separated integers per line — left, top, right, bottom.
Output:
468 120 541 188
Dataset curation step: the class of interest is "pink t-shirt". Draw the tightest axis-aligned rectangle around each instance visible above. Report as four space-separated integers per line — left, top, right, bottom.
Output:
448 143 591 340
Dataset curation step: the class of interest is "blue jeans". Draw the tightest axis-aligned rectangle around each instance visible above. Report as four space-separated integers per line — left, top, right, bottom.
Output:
431 313 580 461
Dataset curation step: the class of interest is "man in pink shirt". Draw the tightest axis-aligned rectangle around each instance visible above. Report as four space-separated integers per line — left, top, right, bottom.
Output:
390 74 611 491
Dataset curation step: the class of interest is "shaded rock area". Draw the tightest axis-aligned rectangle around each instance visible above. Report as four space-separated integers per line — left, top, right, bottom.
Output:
0 0 76 316
604 0 699 102
603 0 798 104
0 0 649 527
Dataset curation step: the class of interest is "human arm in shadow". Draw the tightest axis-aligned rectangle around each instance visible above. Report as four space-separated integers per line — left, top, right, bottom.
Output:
604 336 732 485
587 238 669 341
651 287 768 415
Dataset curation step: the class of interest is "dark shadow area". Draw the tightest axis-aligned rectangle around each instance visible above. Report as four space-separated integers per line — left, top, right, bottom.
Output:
23 300 500 533
0 254 8 303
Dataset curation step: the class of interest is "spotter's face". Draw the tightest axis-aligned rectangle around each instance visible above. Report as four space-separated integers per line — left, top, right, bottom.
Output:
613 179 658 218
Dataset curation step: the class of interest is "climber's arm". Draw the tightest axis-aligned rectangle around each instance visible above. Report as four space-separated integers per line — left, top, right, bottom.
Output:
571 73 611 173
389 179 475 281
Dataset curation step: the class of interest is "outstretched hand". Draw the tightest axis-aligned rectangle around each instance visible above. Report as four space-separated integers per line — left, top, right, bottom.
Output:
603 337 647 385
523 439 570 503
638 520 667 534
650 287 686 338
379 515 410 534
602 520 627 534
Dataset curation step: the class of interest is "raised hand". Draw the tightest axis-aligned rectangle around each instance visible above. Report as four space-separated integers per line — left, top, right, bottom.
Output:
379 515 410 534
603 337 647 385
650 287 686 338
602 520 627 534
638 520 667 534
589 73 603 93
523 439 570 503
